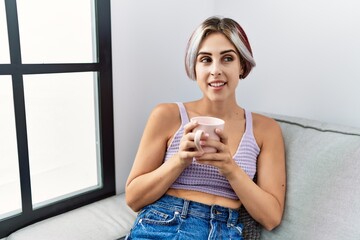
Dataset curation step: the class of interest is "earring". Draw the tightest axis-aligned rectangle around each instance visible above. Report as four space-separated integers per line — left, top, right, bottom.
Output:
239 74 243 79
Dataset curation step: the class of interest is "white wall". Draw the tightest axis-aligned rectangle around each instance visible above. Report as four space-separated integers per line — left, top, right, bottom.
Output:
214 0 360 128
112 0 360 193
111 0 214 193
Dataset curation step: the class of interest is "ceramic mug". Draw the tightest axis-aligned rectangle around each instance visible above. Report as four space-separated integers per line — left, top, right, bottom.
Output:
191 116 225 153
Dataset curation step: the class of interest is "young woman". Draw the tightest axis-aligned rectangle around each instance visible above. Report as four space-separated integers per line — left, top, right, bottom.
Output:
125 16 286 240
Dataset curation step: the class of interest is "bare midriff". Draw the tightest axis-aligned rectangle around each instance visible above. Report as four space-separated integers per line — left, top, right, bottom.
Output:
166 188 242 210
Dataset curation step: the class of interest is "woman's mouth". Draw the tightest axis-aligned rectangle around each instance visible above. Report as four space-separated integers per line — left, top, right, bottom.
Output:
208 81 227 88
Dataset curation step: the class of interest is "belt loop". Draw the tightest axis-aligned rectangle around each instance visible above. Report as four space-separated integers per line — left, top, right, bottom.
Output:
227 209 237 227
181 200 190 219
210 205 215 218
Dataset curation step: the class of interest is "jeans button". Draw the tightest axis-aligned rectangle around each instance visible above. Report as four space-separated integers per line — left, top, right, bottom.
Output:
214 210 221 215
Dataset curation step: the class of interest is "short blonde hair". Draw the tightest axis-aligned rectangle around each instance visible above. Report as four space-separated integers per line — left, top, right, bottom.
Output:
185 16 256 80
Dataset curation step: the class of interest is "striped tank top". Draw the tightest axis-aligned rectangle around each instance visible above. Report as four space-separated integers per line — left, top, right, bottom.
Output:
164 102 260 200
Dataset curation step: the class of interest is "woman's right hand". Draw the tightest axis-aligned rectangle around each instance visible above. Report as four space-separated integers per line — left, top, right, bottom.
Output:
178 121 206 167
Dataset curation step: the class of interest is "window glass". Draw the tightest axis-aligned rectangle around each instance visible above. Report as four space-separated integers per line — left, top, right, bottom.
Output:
17 0 96 63
0 1 10 63
0 76 22 219
23 72 101 208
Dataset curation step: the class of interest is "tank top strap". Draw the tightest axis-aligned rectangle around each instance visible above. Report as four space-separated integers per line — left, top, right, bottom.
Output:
175 102 190 125
244 109 254 133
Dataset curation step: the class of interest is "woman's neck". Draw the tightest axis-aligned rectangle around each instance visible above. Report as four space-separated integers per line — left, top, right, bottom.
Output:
192 98 243 120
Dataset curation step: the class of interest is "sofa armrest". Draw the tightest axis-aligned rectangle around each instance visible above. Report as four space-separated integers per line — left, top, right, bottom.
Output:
6 193 136 240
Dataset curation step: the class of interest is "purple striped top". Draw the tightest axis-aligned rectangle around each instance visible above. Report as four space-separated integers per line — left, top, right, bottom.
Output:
164 102 260 200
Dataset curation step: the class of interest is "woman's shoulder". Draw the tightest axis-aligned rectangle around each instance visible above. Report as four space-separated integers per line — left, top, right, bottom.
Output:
252 112 280 129
150 102 180 119
252 112 283 145
147 103 182 128
147 103 182 139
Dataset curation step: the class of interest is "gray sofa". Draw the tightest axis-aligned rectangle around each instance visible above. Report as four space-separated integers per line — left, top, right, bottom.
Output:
3 113 360 240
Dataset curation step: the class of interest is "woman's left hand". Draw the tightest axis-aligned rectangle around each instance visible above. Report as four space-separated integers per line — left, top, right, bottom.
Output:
195 128 237 178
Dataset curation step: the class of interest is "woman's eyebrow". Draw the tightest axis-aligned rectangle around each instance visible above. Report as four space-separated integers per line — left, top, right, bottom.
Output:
220 49 237 55
197 49 237 56
197 51 211 56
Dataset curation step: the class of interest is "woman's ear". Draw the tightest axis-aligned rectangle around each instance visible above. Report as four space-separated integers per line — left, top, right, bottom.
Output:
239 70 244 79
239 64 245 79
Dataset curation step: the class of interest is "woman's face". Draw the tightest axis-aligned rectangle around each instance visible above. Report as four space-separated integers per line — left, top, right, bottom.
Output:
195 32 243 102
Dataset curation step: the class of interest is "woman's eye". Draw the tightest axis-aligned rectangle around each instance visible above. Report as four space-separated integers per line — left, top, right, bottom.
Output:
200 57 212 63
223 56 234 62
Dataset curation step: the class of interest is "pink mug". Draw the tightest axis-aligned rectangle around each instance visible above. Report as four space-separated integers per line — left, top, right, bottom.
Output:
191 116 225 153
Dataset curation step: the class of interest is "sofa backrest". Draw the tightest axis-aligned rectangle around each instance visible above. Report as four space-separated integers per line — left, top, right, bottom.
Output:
261 114 360 239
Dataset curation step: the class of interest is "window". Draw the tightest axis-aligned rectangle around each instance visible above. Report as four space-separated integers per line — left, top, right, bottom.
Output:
0 76 21 219
0 1 10 63
0 0 114 238
17 0 96 63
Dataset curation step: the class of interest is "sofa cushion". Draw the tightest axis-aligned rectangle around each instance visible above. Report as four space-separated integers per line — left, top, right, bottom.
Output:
7 194 136 240
261 114 360 239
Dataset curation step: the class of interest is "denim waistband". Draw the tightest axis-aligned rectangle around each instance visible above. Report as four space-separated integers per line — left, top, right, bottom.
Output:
147 194 240 226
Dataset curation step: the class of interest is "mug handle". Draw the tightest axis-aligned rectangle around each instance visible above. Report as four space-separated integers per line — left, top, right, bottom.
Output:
194 130 204 152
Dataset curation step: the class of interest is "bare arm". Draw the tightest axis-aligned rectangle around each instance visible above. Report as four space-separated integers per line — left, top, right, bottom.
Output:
125 103 202 212
229 117 286 230
196 115 286 230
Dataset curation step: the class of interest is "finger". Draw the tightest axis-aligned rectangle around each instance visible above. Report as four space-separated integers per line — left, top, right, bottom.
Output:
195 158 223 168
180 132 208 148
183 121 199 134
179 150 204 159
179 139 200 152
199 138 224 153
195 152 231 168
215 128 228 144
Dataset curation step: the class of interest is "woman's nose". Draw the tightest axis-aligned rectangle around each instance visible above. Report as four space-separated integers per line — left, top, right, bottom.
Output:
210 62 222 76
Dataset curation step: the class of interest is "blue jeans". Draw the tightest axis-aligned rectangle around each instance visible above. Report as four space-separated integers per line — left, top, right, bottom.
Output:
126 194 244 240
